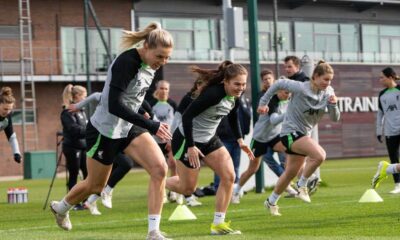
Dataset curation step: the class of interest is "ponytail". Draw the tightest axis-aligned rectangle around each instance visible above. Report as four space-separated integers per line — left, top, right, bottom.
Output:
382 67 399 80
190 60 247 93
62 84 87 107
0 86 15 104
120 22 173 51
189 78 205 96
62 84 73 107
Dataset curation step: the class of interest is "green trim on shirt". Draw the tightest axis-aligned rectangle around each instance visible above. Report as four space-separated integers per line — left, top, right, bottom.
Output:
224 95 235 101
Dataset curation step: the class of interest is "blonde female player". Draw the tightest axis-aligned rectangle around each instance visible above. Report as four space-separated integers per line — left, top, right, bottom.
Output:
258 60 340 216
50 22 174 240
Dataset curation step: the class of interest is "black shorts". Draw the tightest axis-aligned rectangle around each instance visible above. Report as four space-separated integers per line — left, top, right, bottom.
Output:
86 120 148 165
171 130 224 169
251 135 281 158
158 142 169 156
280 131 306 156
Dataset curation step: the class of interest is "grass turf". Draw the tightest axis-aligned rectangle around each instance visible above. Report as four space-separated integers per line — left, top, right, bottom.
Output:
0 157 398 239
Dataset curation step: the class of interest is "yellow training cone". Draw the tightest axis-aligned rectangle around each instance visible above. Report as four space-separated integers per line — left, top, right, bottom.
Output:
168 204 197 221
359 189 383 203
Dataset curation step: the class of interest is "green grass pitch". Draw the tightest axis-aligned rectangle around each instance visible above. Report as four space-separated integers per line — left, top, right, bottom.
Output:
0 157 398 239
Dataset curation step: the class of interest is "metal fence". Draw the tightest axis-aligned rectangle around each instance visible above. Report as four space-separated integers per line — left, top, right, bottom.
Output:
1 47 399 78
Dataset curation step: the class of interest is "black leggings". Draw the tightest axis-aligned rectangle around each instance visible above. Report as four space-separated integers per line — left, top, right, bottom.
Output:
63 144 88 191
385 135 400 183
107 153 134 188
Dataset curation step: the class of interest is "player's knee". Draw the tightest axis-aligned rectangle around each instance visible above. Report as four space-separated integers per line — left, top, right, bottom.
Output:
150 162 168 181
220 171 235 184
314 150 326 164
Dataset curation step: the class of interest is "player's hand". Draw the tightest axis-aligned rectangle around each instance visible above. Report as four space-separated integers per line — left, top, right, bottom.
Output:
377 135 383 143
14 153 22 164
328 95 337 104
143 112 150 119
187 146 204 169
237 138 255 161
257 105 269 114
156 123 172 141
67 104 79 112
239 144 255 162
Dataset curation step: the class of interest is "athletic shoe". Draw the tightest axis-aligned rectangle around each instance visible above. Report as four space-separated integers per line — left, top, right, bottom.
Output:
210 221 241 235
50 201 72 231
186 195 202 207
296 186 311 203
146 230 171 240
390 184 400 194
264 199 281 216
307 175 319 195
73 203 86 211
168 191 178 203
85 201 101 215
231 192 240 204
101 190 113 209
372 161 389 189
284 185 298 198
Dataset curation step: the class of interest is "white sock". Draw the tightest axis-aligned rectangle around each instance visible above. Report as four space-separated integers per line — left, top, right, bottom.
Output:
213 212 226 225
54 197 72 214
386 164 399 174
148 214 161 233
297 175 309 188
86 194 100 204
268 191 280 205
103 185 113 194
233 183 242 194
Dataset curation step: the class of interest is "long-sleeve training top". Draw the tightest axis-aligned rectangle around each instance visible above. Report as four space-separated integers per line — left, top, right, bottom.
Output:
253 95 288 142
61 106 87 149
179 84 242 147
171 92 194 133
90 48 159 139
376 85 400 136
0 113 21 155
150 98 177 143
77 92 154 120
259 79 340 136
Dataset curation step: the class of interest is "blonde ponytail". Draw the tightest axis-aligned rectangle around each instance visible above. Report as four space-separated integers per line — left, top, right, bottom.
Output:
120 21 173 51
62 84 86 107
62 84 73 107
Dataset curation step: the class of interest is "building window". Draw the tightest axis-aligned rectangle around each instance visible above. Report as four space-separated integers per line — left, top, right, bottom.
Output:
340 24 360 62
362 24 400 63
139 17 217 61
12 109 35 125
295 22 359 62
0 26 19 39
238 20 290 61
61 27 122 74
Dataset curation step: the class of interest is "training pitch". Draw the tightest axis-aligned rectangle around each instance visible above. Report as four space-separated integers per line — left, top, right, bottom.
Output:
0 157 398 240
